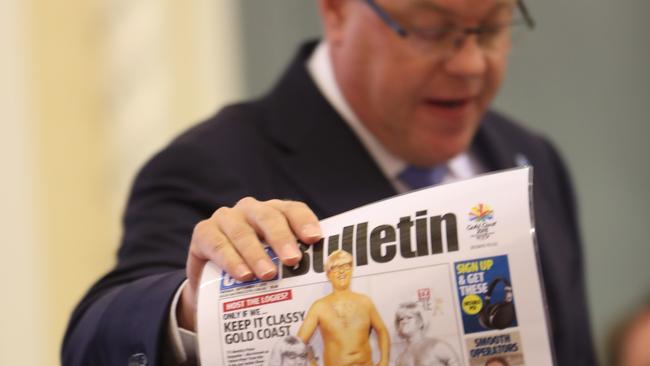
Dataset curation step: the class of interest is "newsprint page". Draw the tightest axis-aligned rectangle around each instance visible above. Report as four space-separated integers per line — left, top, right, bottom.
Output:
197 168 554 366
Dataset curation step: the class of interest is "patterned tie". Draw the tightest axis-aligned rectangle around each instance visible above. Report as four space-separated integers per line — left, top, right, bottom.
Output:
397 165 447 190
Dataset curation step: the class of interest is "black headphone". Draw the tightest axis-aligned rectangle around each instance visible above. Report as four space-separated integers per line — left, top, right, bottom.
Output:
479 277 516 330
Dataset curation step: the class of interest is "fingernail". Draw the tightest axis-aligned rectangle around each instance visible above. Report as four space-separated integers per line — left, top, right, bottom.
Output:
234 264 253 281
282 243 302 261
302 223 322 238
255 259 276 279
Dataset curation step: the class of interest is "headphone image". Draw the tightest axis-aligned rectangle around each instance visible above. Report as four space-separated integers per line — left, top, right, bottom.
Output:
479 277 516 330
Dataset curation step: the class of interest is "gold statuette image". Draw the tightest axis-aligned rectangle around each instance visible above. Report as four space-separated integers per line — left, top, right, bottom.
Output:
298 250 390 366
394 302 459 366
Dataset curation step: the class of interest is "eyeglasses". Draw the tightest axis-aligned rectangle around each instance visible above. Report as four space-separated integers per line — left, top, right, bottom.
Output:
364 0 535 56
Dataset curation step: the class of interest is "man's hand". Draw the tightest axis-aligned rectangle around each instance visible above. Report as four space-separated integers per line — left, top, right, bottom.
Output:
177 197 322 331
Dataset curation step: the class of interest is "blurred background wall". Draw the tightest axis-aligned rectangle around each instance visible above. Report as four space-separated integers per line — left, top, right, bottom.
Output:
1 0 244 363
0 0 648 364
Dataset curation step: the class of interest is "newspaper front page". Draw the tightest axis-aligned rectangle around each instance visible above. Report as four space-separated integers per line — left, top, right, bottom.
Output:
197 168 553 365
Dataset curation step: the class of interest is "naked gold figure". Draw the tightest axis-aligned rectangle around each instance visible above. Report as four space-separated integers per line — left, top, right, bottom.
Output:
297 250 390 366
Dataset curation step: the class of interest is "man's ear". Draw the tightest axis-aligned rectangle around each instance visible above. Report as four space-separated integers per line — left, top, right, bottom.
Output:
317 0 349 45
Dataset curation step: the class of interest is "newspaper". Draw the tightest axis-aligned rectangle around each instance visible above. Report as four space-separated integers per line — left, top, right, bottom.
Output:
197 168 554 366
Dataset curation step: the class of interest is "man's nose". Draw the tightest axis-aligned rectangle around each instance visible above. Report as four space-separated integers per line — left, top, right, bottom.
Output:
443 36 487 78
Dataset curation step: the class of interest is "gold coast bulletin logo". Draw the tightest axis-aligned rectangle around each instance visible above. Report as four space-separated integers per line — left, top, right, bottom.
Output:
467 204 497 240
469 204 494 222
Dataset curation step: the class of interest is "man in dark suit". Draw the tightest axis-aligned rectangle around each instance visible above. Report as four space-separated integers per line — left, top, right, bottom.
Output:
63 0 596 365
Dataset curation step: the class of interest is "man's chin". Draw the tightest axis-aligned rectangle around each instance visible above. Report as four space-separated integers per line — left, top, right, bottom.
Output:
406 120 480 164
403 142 469 167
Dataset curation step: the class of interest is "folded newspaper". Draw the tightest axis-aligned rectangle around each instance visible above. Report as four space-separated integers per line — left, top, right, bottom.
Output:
197 168 553 366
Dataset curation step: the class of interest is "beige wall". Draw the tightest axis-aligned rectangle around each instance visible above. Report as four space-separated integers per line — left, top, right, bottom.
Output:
1 1 45 364
1 0 244 363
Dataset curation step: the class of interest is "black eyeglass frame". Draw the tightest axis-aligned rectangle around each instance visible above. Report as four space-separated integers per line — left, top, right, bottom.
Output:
364 0 535 39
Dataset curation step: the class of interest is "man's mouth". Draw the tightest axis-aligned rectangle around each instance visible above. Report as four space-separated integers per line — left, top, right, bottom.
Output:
426 98 472 109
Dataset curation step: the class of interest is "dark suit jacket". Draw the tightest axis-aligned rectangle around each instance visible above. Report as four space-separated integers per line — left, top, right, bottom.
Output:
62 42 596 365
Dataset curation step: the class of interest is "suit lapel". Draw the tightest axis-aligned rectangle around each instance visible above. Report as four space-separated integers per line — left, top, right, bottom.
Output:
471 113 519 172
261 43 396 218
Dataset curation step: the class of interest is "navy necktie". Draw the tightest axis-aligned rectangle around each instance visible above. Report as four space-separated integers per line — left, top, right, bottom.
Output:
398 165 447 190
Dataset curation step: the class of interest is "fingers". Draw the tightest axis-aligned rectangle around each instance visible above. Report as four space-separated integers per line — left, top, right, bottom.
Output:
187 219 253 288
237 198 302 266
266 199 322 243
214 205 278 280
186 197 322 289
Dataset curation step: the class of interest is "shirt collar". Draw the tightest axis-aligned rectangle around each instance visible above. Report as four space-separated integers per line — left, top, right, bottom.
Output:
306 41 482 192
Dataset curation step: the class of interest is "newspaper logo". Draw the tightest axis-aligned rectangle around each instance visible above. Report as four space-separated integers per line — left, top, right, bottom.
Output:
467 203 497 240
220 247 279 290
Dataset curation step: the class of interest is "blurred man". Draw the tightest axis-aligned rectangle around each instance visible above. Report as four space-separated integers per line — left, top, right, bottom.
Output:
297 250 390 366
394 302 459 366
63 1 595 365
